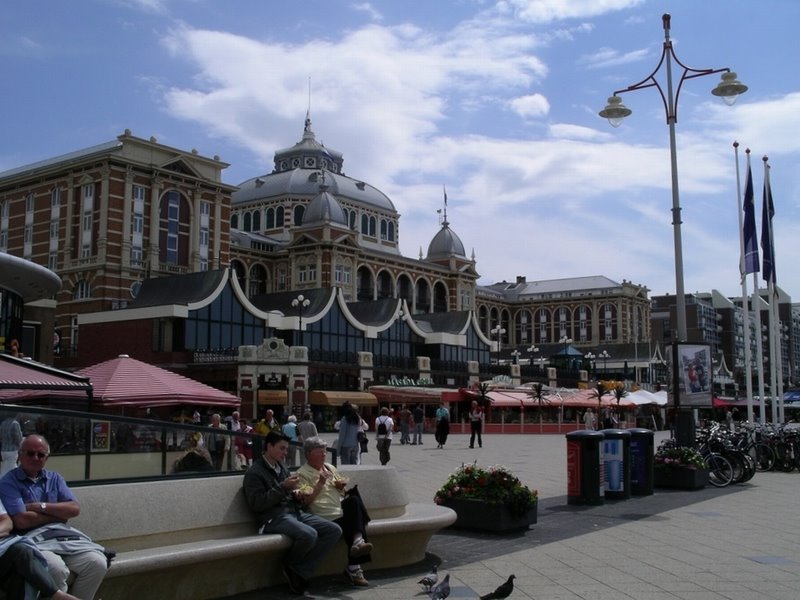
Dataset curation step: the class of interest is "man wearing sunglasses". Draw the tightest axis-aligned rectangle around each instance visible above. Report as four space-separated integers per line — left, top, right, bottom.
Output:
0 435 108 599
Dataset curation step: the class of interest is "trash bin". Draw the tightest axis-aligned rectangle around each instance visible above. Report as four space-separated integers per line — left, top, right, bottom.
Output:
565 430 605 505
628 428 654 496
600 428 631 500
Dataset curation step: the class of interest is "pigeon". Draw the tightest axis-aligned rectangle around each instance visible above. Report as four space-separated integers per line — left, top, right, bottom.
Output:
429 573 450 600
479 574 515 600
418 565 438 592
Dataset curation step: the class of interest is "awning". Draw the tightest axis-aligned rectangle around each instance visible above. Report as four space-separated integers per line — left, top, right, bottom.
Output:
258 389 288 404
369 385 460 405
309 391 377 407
712 397 750 408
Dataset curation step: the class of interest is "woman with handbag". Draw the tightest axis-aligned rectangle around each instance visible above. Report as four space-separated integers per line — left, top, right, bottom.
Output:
336 403 361 465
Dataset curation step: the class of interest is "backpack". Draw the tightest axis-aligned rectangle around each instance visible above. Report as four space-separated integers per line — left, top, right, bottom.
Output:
377 417 388 436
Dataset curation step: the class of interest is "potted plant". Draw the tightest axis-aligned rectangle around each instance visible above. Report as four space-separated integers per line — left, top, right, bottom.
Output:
434 462 538 533
653 441 709 489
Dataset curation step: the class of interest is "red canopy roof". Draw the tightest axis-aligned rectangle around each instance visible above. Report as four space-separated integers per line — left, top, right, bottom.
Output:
74 355 239 408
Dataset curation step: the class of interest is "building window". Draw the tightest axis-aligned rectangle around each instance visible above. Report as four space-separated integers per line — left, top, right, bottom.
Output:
81 184 94 258
25 193 34 213
73 279 91 300
199 201 210 269
0 200 7 252
278 267 287 291
131 186 144 265
294 204 305 226
48 251 58 271
166 193 180 264
231 213 239 229
334 264 352 285
70 315 79 351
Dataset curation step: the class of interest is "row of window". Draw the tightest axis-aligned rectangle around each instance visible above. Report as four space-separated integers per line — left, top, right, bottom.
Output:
231 205 397 242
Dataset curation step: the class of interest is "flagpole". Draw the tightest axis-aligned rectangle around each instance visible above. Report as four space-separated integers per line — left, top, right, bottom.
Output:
763 156 784 423
734 143 754 422
761 156 779 424
752 281 767 422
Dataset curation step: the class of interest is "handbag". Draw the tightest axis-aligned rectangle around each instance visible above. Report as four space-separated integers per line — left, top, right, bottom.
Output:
357 431 368 443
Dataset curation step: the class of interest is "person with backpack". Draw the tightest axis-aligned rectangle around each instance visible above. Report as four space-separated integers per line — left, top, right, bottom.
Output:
374 407 394 465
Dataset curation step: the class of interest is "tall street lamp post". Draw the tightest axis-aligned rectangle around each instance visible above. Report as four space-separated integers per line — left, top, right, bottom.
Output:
527 345 539 371
491 326 506 367
599 13 747 445
599 350 610 376
292 294 310 348
585 352 596 378
559 335 572 371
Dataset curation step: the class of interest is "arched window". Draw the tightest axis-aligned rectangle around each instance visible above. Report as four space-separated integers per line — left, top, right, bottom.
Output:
266 208 275 229
243 212 252 232
387 222 395 241
231 213 239 229
252 209 261 231
275 207 285 227
368 216 376 236
360 213 368 234
294 204 305 226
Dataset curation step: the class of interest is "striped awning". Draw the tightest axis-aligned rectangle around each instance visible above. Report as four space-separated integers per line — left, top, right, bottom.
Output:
0 354 92 391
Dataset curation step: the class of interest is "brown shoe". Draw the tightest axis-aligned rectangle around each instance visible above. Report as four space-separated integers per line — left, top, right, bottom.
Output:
349 541 373 558
344 568 369 587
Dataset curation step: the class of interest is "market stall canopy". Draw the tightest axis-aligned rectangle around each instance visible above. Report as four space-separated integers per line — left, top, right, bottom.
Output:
0 354 92 399
549 388 635 409
75 354 239 408
369 385 461 405
309 390 377 407
628 389 668 406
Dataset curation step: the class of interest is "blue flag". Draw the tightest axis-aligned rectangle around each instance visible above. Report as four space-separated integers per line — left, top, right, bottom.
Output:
742 163 759 275
761 171 776 284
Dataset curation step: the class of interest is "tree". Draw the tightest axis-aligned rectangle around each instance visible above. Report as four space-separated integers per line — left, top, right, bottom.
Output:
526 382 549 431
611 383 628 405
475 382 492 410
590 381 606 411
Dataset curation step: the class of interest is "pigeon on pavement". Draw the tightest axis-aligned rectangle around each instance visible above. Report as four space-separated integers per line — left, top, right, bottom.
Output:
418 565 438 592
479 574 515 599
429 573 450 600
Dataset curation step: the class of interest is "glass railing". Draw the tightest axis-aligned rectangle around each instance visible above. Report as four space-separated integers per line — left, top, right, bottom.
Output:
0 405 313 486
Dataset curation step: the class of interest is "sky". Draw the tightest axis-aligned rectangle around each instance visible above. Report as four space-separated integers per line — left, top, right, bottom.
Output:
3 0 799 301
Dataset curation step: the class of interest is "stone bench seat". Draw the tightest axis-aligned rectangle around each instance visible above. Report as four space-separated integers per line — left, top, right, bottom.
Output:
63 465 454 600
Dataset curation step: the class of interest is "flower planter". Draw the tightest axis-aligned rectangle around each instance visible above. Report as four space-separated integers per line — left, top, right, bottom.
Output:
441 497 537 533
654 467 709 490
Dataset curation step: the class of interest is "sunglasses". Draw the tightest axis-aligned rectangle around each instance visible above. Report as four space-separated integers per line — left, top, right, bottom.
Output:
24 450 48 460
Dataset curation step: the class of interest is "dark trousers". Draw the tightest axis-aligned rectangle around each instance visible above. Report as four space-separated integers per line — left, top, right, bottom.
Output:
435 420 449 446
469 420 482 447
0 541 59 599
334 491 372 566
376 438 391 465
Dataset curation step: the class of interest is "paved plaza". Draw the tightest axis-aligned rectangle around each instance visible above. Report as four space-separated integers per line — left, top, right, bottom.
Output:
224 431 800 600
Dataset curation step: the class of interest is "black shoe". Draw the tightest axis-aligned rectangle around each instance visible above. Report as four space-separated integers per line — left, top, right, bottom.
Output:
469 445 474 449
282 563 308 595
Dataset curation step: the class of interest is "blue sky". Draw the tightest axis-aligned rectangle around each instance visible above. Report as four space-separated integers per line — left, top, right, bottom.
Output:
3 0 799 300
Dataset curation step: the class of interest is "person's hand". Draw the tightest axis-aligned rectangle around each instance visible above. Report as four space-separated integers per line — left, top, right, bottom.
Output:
333 477 347 491
282 475 300 490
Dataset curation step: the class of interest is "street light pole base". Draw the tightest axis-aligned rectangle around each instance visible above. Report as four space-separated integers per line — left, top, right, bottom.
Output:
674 410 696 447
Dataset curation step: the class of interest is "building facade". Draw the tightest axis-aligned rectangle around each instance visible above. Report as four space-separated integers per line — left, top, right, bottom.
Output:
0 131 236 361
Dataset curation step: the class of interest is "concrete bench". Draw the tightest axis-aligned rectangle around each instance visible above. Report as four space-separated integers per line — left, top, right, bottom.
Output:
67 465 454 600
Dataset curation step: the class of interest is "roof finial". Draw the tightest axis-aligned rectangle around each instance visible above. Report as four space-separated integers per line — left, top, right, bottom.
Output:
304 76 312 134
442 184 449 226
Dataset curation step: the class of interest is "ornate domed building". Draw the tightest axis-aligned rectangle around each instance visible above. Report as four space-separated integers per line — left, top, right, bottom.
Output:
229 114 479 314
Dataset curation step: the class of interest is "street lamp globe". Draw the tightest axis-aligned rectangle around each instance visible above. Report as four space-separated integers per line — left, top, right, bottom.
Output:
599 95 631 128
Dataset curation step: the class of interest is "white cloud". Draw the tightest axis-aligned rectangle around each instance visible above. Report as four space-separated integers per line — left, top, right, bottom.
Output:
509 94 550 118
351 2 383 22
499 0 647 24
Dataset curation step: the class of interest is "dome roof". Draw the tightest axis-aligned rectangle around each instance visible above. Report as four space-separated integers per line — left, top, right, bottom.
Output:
302 185 347 226
233 114 395 213
427 221 466 260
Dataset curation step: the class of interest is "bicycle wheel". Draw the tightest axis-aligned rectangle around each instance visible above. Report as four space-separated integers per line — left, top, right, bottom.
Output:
704 453 734 487
739 452 756 483
753 443 775 471
774 443 795 472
